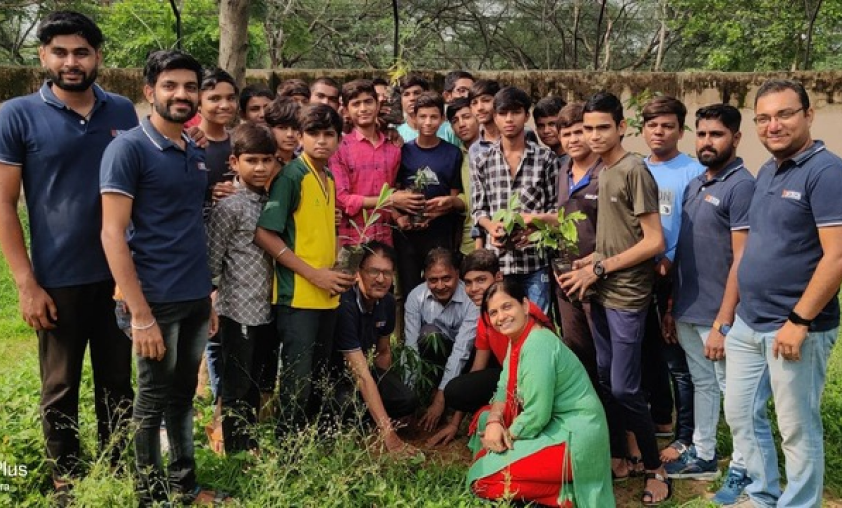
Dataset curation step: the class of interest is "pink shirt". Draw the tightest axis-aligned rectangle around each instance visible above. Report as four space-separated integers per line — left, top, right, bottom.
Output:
330 129 401 246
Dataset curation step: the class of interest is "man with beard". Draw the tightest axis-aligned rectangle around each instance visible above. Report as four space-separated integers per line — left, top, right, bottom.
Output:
662 105 755 501
100 50 227 505
0 11 136 502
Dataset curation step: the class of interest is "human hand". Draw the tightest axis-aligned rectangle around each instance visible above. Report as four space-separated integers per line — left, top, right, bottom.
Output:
395 215 413 231
185 125 208 148
392 191 424 215
661 311 678 344
424 196 455 220
705 328 726 361
387 128 404 148
772 320 808 361
310 268 355 295
426 422 459 447
419 392 445 432
335 207 343 227
559 266 598 301
133 320 166 361
208 307 219 337
18 279 57 331
480 421 513 453
212 181 236 203
486 221 507 248
572 254 594 270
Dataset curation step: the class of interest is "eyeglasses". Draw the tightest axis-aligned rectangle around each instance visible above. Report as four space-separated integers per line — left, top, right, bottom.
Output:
362 268 394 279
753 108 804 126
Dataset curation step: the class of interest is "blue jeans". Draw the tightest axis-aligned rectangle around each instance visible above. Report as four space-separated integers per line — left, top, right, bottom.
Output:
506 267 551 314
724 316 837 508
133 298 210 504
676 322 745 467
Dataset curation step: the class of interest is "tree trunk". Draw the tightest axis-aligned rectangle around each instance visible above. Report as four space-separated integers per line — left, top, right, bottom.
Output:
219 0 251 86
654 0 667 71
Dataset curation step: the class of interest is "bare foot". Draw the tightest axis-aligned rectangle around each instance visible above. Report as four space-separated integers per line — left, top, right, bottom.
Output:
659 441 688 463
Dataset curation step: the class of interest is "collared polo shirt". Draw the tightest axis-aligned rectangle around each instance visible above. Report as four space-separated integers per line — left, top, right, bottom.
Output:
0 81 138 288
258 155 338 310
558 157 603 259
403 280 480 390
100 116 212 303
738 141 842 332
329 128 400 246
334 286 396 355
673 158 755 325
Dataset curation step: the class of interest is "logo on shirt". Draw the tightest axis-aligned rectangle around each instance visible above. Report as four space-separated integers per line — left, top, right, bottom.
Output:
659 189 675 216
197 162 208 172
781 189 802 200
704 194 721 206
584 194 598 200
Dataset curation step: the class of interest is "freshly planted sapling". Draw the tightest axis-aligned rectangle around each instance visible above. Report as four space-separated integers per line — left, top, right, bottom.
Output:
334 183 395 274
491 192 527 249
527 208 587 276
407 167 438 226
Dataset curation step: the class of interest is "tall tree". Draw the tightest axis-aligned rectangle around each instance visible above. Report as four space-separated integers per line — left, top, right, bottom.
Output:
219 0 251 84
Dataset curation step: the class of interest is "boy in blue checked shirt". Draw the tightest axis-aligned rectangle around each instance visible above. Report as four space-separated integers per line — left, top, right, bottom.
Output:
206 123 279 454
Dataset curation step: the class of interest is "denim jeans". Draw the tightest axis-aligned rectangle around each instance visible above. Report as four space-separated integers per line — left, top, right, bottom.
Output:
724 316 837 508
134 298 210 504
676 322 745 467
506 267 551 314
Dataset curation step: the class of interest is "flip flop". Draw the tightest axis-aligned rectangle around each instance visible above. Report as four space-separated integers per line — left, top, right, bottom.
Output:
642 472 673 506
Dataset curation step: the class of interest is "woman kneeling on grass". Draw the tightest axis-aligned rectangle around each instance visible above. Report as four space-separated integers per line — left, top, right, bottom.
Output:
467 279 615 507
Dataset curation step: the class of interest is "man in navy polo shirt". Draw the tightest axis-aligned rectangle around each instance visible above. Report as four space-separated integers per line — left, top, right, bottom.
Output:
331 241 419 455
726 79 842 507
100 50 223 505
663 105 755 500
0 11 136 498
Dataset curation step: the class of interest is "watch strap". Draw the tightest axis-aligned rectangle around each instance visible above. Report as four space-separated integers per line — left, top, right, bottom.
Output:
788 310 813 327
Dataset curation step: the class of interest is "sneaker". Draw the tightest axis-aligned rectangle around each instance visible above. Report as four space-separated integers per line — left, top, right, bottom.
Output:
711 467 752 505
665 451 721 480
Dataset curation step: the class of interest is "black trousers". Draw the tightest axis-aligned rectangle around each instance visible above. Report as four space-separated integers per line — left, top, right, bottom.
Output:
38 281 134 480
556 290 600 390
219 317 276 453
334 367 418 422
443 367 503 413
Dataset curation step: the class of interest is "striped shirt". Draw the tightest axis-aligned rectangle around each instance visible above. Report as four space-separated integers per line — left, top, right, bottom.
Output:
471 140 560 274
404 281 479 391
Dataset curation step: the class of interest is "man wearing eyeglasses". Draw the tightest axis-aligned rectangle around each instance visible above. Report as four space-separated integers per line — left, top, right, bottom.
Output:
725 79 842 507
331 241 419 455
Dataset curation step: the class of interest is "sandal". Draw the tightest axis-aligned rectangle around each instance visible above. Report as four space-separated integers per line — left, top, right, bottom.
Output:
627 455 645 477
642 472 673 506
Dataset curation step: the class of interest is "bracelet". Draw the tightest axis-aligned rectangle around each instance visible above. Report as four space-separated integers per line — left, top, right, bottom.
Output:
131 318 156 330
275 246 289 260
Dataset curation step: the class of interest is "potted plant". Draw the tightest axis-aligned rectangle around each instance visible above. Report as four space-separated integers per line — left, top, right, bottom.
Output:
407 167 438 227
334 183 395 275
527 207 586 280
490 192 527 250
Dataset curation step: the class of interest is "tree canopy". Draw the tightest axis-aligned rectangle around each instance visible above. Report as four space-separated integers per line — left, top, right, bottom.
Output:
2 0 841 71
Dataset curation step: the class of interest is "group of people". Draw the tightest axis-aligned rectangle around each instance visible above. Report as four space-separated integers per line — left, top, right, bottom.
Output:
0 9 840 508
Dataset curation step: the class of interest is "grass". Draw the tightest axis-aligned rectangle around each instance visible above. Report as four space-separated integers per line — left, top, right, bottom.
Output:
1 206 842 506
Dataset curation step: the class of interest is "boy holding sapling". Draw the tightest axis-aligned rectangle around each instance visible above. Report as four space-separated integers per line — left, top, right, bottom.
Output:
207 123 278 453
255 105 355 434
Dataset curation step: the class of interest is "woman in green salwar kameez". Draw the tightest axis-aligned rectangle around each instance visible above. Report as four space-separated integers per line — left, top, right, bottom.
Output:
467 280 615 507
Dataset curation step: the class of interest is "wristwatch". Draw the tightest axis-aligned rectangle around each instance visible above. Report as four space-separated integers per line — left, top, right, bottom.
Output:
593 260 608 279
713 320 731 336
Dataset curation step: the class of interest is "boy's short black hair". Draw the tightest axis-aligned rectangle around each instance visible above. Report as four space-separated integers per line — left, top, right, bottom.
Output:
642 95 688 129
360 241 397 270
143 50 202 88
239 85 274 112
311 76 340 92
201 67 239 94
446 97 472 123
557 102 585 130
469 79 501 101
300 103 343 136
695 104 742 134
533 96 566 122
230 123 278 157
399 73 430 93
494 86 531 114
341 79 378 105
372 77 389 88
583 91 624 126
413 91 445 116
444 70 475 92
460 249 500 278
277 78 310 98
37 10 103 48
263 96 301 129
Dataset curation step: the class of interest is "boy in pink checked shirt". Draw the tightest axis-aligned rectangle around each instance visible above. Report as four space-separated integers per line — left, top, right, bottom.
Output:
330 79 423 246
